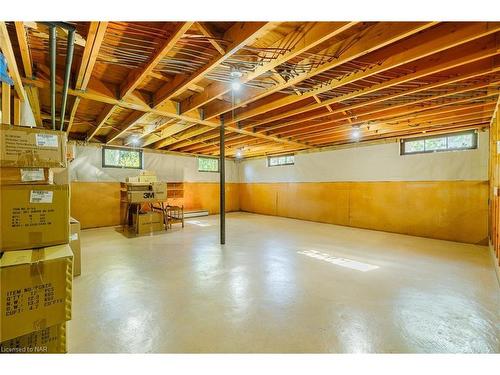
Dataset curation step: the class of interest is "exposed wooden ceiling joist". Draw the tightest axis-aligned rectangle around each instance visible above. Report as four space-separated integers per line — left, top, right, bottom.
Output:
153 22 278 106
180 22 358 114
67 21 108 134
0 22 28 102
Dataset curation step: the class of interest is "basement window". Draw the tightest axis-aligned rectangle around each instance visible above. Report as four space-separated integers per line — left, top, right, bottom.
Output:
400 130 478 155
268 154 295 167
198 157 219 172
102 147 143 169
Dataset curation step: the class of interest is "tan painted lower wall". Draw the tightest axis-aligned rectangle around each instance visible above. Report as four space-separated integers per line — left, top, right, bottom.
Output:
71 180 488 244
239 181 489 244
70 182 240 229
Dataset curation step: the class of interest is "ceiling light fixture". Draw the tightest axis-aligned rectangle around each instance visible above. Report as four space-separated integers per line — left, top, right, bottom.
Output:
231 81 241 91
235 149 243 159
230 68 243 91
352 125 361 139
130 136 139 146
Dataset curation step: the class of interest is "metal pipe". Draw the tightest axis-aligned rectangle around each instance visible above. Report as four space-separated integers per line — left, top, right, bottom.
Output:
59 29 76 131
39 21 76 32
219 115 225 245
49 25 56 130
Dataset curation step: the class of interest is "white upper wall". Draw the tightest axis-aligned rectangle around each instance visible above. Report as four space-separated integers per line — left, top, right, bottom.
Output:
240 131 489 183
70 144 239 183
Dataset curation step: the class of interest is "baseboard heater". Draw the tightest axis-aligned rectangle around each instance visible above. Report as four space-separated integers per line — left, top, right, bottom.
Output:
184 210 210 218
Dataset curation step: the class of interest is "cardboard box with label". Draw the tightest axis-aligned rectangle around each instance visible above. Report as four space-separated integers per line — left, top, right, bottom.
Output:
0 244 73 342
127 188 166 203
0 323 66 354
69 217 81 277
138 175 157 183
0 184 69 251
126 176 139 183
132 212 164 235
0 125 67 168
0 167 51 185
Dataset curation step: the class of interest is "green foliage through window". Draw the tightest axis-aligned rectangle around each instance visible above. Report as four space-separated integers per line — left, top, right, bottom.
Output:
102 147 143 169
268 154 295 167
401 131 477 155
198 157 219 172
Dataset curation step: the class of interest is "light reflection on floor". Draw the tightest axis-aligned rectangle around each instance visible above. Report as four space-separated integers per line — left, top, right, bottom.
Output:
298 249 379 272
186 220 212 227
69 212 499 353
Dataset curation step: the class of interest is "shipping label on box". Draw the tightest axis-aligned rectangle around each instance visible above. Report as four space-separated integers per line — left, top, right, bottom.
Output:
0 125 67 168
0 184 69 251
0 245 73 342
0 323 66 354
0 168 51 185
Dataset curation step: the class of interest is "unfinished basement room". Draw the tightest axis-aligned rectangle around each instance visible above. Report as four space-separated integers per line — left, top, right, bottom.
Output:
0 13 499 360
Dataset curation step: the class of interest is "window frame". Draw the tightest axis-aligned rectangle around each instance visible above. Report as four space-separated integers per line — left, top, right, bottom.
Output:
267 154 295 167
400 130 478 156
198 156 220 173
101 146 143 170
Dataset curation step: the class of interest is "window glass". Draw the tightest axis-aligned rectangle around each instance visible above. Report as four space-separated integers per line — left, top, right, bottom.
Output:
401 130 477 155
198 157 219 172
424 137 447 151
404 140 425 153
102 147 142 169
448 133 474 149
268 154 295 167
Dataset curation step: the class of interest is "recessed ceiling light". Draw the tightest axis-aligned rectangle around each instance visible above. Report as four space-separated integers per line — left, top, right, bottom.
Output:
352 126 361 139
231 81 241 91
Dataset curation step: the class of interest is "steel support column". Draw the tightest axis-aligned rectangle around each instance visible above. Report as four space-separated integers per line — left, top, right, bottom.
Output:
219 115 225 245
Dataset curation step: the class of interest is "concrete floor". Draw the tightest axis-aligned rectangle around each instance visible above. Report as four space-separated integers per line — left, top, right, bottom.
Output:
67 212 500 353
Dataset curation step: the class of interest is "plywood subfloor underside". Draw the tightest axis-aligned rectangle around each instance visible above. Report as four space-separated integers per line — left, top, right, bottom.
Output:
68 212 500 353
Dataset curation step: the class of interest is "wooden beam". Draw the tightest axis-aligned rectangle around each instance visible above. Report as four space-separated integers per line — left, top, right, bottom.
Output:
106 110 147 143
264 67 500 136
67 21 108 133
181 22 358 114
87 104 117 141
279 89 499 140
119 22 193 100
294 97 498 142
196 22 226 55
179 22 437 144
248 40 500 131
22 76 311 150
0 22 27 102
298 108 495 143
105 23 193 141
153 22 277 106
14 22 42 126
204 22 438 121
13 97 21 125
1 82 11 124
152 125 215 149
308 118 492 145
75 22 109 89
14 22 32 78
138 121 190 147
227 22 499 126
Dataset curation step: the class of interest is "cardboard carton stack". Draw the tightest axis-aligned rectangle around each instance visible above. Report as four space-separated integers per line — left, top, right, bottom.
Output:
122 171 167 234
0 125 73 354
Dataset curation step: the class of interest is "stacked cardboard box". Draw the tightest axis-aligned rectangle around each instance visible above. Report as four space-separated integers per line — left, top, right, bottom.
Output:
69 217 81 277
0 125 73 353
132 211 164 235
126 182 167 203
